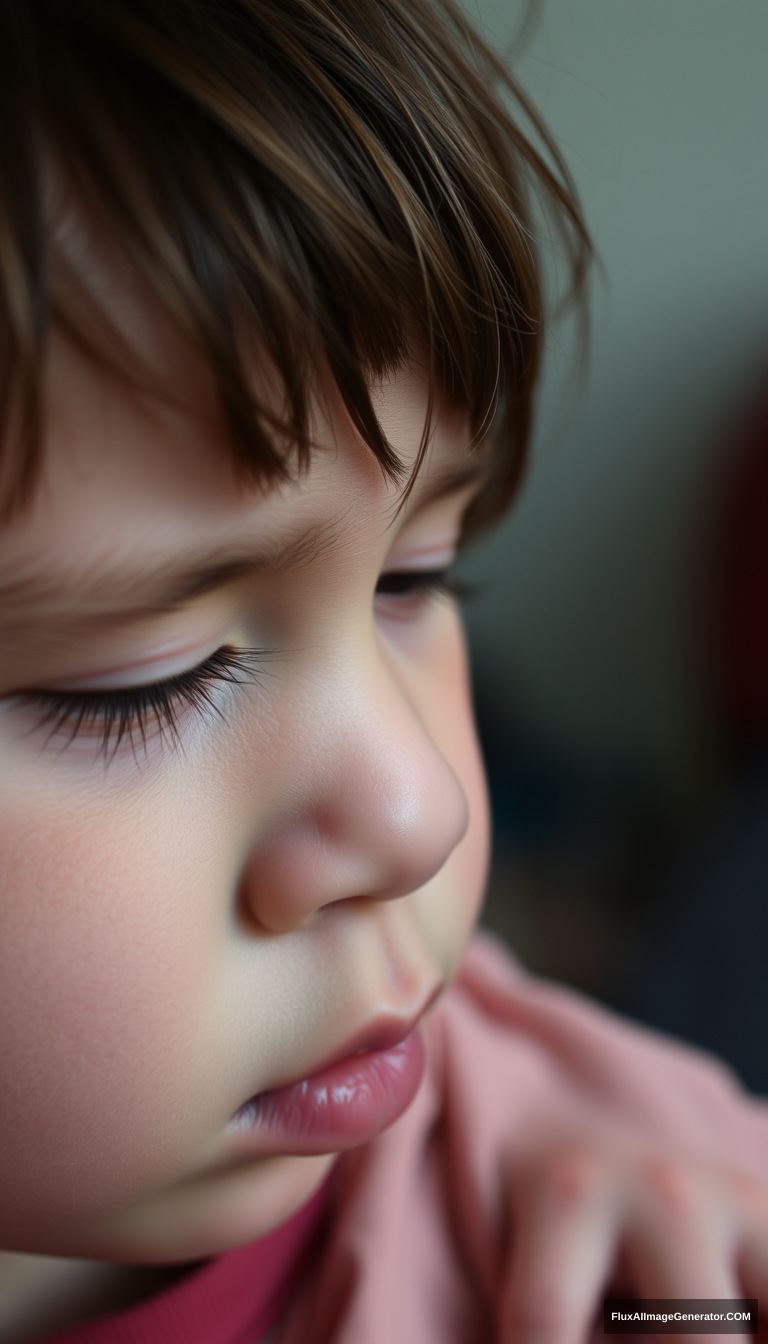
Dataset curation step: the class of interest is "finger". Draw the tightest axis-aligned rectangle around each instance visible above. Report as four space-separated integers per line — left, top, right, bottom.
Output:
500 1153 618 1344
625 1161 737 1295
622 1162 748 1344
730 1173 768 1310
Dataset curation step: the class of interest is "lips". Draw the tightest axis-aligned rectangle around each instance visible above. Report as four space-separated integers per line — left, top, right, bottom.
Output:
230 1023 427 1155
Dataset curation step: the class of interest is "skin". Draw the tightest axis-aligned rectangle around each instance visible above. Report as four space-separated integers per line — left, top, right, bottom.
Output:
0 261 490 1333
2 255 768 1342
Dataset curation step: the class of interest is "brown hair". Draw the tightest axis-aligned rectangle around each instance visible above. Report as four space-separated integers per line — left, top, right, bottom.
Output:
0 0 589 530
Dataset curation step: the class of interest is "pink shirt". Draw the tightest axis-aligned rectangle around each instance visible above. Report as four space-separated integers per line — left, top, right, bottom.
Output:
34 1183 329 1344
37 935 768 1343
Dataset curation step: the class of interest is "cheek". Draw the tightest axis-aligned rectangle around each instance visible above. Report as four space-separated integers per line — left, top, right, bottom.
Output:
0 608 489 1247
0 768 226 1235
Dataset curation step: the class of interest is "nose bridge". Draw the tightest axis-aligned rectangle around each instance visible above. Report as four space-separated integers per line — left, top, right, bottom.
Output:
240 642 470 932
321 679 463 866
320 634 470 857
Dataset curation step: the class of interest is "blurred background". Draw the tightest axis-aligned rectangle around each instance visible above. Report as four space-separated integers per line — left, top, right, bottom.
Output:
456 1 768 1089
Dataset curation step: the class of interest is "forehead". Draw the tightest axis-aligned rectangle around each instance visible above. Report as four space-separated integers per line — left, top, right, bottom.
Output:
0 196 484 601
0 315 480 643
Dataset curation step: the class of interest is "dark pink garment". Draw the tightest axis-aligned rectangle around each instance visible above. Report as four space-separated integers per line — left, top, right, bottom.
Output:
36 1180 329 1344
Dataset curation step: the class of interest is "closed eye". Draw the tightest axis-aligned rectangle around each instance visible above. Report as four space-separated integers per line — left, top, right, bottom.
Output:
17 645 269 758
374 568 472 599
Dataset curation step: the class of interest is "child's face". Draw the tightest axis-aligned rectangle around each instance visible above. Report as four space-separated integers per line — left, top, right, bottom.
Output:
0 265 490 1262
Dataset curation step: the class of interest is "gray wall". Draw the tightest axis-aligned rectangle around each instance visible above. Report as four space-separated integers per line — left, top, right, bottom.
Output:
460 0 768 794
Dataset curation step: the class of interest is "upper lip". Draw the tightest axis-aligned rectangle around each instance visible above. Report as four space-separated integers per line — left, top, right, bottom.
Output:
246 982 444 1103
321 982 443 1071
334 989 438 1059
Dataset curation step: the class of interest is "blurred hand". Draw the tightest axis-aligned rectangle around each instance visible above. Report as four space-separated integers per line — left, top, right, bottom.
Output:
500 1150 768 1344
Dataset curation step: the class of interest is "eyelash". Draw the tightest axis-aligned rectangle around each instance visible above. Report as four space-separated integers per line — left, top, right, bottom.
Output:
374 567 470 599
21 646 267 757
19 572 467 756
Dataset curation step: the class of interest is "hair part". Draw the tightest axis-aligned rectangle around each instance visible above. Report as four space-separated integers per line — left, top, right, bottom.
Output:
0 0 590 531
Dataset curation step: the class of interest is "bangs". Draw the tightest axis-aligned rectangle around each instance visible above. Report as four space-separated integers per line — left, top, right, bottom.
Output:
0 0 590 530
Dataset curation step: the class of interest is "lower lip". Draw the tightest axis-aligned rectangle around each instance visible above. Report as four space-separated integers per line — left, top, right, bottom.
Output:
231 1030 425 1155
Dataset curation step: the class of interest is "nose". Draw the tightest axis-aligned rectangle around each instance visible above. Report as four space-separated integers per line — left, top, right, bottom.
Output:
238 668 469 934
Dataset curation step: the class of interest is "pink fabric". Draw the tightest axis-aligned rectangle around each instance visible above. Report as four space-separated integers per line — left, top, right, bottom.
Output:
36 934 768 1344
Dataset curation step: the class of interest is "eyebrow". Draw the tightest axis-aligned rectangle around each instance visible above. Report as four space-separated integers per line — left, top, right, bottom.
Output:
0 521 344 639
0 456 485 635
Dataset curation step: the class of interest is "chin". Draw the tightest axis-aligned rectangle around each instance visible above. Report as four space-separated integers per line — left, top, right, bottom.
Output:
106 1153 336 1264
7 1154 335 1265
